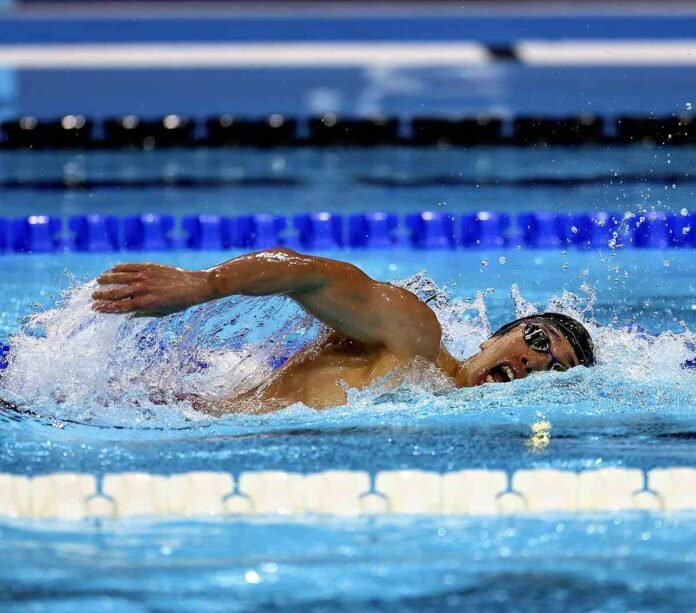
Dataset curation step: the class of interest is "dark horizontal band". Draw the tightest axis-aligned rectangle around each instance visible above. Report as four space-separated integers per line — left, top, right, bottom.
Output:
1 172 695 192
1 113 695 149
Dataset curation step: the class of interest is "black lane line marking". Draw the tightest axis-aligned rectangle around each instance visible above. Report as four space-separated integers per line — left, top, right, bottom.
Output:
0 173 692 191
486 44 519 61
357 174 694 188
0 176 306 191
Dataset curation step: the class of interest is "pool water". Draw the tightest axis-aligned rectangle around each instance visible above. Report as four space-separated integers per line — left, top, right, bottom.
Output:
1 148 696 611
2 515 695 612
1 146 695 218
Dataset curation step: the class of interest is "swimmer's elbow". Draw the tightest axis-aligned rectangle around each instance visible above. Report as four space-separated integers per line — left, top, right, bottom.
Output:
258 247 299 258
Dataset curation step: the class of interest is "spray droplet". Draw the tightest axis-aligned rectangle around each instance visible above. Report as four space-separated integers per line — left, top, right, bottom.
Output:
245 570 261 584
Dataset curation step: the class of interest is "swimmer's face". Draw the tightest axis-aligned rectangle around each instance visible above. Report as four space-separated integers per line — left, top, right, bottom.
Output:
465 322 579 386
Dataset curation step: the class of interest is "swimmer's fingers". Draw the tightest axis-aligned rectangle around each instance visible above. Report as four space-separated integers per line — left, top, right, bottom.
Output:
92 299 137 313
93 295 170 317
109 263 154 273
96 272 141 285
91 285 144 301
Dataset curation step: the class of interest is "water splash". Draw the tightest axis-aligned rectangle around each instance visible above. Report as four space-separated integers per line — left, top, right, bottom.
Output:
1 273 694 427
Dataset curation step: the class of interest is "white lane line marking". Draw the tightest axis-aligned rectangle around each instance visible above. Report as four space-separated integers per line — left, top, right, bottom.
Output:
3 41 696 68
518 40 696 65
0 43 491 68
1 467 694 519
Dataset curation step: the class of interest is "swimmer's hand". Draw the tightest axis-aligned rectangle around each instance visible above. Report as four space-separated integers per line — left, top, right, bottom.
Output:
92 263 214 316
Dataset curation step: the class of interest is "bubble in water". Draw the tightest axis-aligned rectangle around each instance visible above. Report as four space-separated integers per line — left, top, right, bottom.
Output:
498 257 506 264
687 102 693 110
570 226 578 234
480 259 488 267
681 208 689 217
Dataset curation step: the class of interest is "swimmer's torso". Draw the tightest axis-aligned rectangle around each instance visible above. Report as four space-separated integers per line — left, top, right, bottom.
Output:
228 332 403 412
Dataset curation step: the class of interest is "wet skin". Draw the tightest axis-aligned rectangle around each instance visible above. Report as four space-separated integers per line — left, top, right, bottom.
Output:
92 249 579 414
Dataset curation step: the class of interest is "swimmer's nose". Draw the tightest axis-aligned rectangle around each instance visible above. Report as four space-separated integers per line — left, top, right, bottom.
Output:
516 352 549 376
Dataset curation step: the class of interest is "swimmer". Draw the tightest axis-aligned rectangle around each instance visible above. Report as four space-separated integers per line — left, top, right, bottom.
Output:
91 249 595 414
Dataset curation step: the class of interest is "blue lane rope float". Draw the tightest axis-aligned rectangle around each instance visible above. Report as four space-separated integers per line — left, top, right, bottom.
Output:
2 113 696 149
0 211 694 255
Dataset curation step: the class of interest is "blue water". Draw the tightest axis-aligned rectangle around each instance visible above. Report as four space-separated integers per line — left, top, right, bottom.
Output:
2 515 695 612
1 147 695 218
1 148 696 611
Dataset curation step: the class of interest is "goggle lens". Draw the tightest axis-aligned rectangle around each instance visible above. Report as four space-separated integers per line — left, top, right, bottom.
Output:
523 324 568 372
523 324 550 352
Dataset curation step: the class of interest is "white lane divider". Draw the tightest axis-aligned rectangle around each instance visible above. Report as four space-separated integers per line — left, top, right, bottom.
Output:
512 469 578 513
649 468 696 511
2 41 696 69
517 40 696 65
1 468 695 521
376 470 442 514
577 468 647 511
0 43 491 69
442 470 508 515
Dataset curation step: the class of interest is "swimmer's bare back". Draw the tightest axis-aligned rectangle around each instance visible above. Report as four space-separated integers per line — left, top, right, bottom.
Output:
92 249 463 413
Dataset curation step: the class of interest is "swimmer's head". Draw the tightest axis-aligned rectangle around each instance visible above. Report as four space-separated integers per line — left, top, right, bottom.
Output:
458 312 595 386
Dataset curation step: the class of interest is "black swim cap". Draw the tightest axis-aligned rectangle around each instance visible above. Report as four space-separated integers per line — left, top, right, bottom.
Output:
490 312 596 367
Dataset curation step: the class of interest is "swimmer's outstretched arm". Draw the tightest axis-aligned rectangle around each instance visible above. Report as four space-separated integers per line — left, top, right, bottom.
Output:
92 249 442 359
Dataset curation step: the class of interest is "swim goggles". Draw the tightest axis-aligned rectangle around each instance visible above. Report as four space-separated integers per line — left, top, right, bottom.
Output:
523 323 568 372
